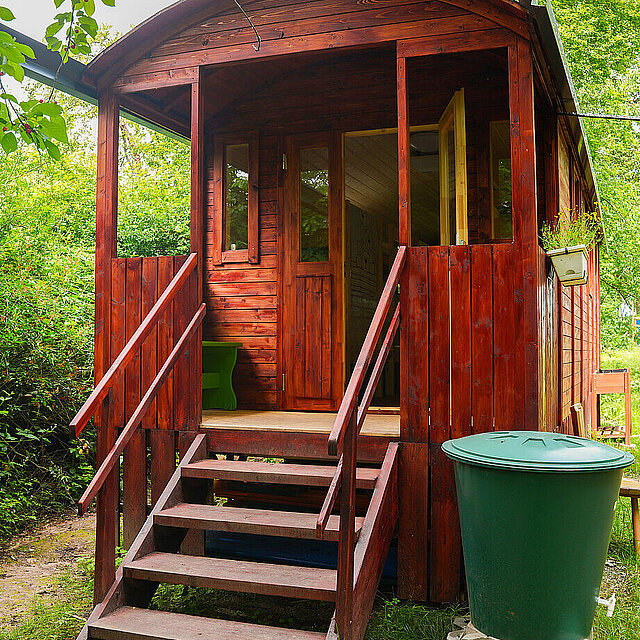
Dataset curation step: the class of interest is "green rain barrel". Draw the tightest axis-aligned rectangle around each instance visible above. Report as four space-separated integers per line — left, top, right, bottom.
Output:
442 431 634 640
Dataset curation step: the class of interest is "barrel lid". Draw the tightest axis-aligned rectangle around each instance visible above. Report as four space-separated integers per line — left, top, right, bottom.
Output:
442 431 635 473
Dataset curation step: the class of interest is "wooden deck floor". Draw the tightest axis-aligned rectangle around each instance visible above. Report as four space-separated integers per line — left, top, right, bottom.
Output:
201 410 400 438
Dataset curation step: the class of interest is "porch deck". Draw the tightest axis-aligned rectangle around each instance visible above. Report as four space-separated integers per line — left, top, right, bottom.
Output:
200 409 400 438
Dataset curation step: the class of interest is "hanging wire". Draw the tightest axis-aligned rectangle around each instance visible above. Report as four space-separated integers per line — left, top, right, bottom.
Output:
559 111 640 122
233 0 262 51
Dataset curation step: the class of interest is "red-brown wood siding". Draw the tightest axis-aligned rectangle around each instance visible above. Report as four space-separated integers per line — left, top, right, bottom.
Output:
401 243 521 601
114 0 527 87
108 255 198 544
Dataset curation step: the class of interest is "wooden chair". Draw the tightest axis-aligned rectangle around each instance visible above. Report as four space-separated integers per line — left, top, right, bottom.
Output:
572 403 638 554
593 369 633 445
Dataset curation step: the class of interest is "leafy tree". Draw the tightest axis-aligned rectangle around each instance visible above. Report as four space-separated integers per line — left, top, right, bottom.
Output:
552 0 640 348
0 0 115 159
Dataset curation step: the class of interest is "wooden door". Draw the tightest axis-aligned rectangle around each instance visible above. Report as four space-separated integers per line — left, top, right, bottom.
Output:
282 132 344 411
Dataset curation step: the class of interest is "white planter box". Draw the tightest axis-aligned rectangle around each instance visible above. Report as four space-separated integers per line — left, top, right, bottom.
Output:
547 245 589 286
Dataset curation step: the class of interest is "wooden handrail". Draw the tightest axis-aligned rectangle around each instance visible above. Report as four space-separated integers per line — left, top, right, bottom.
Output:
328 246 406 456
71 253 197 437
357 305 400 431
78 303 206 515
317 305 400 538
317 248 405 541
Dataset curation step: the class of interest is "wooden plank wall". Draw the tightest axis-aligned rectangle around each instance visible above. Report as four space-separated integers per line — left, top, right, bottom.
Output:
109 255 198 546
555 132 601 433
401 243 521 602
204 139 279 408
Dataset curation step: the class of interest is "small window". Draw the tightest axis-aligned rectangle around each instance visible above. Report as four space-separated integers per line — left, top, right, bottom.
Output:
214 134 259 264
224 144 249 252
299 146 330 262
490 121 513 240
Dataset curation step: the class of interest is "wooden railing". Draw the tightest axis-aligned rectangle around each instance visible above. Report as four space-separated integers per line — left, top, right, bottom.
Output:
317 246 406 639
73 253 204 516
72 253 199 438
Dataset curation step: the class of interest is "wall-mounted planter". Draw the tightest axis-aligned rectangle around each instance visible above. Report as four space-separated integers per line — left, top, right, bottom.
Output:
547 245 588 286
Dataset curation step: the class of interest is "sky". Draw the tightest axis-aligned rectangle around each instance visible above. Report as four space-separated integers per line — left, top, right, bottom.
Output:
8 0 175 43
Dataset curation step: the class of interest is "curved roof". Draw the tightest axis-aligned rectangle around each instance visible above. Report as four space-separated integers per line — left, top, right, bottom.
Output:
85 0 527 86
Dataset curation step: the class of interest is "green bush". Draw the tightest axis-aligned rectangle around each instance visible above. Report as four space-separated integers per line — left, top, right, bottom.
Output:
0 199 95 539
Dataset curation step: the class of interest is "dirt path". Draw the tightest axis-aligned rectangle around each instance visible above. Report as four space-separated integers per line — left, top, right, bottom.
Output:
0 513 96 629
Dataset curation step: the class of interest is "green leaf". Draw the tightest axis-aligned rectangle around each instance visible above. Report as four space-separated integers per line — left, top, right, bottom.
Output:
54 0 65 7
78 16 98 38
0 131 17 153
0 6 15 21
44 140 61 160
84 0 96 17
102 0 116 5
2 61 24 82
0 30 13 43
45 22 65 38
15 42 34 59
0 43 26 64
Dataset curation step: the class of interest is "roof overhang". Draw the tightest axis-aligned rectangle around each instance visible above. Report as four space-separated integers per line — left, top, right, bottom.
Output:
2 25 188 141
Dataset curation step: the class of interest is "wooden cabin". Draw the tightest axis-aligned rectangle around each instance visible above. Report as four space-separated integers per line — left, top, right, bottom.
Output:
70 1 602 638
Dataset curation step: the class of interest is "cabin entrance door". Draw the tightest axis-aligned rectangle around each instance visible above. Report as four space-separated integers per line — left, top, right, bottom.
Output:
281 133 344 411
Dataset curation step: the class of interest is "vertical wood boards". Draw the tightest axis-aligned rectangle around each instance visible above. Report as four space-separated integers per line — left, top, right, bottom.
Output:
397 442 429 601
105 255 190 548
508 39 539 431
93 92 119 604
470 245 493 433
157 257 175 431
123 258 147 549
399 244 522 601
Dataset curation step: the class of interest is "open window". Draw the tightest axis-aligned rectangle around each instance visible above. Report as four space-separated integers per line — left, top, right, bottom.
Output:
438 89 468 246
489 120 513 240
213 133 259 264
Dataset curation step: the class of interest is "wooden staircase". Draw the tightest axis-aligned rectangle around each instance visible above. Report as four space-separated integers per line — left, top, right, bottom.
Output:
80 434 398 640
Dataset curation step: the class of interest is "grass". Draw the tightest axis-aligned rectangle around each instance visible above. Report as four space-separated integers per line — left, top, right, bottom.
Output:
0 558 93 640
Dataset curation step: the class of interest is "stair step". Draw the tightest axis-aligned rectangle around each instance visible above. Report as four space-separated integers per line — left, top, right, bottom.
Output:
182 459 379 489
124 552 337 601
89 606 326 640
155 503 363 542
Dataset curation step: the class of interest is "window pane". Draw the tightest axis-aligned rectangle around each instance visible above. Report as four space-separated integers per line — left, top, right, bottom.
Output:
409 130 440 246
300 147 329 262
490 121 513 240
447 127 456 244
224 143 249 252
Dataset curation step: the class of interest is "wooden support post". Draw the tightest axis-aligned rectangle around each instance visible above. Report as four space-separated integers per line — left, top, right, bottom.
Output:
509 39 540 430
336 412 357 640
94 92 119 604
190 71 205 430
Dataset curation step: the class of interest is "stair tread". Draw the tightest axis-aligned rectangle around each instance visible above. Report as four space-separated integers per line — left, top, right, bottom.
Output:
182 459 379 489
89 606 326 640
124 552 337 601
155 503 362 541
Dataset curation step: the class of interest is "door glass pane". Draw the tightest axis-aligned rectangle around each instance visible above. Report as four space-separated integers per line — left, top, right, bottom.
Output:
490 121 513 239
447 127 456 244
224 143 249 251
410 130 440 246
300 146 329 262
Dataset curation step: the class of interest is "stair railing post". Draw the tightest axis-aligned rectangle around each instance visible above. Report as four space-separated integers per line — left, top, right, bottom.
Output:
337 409 357 640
